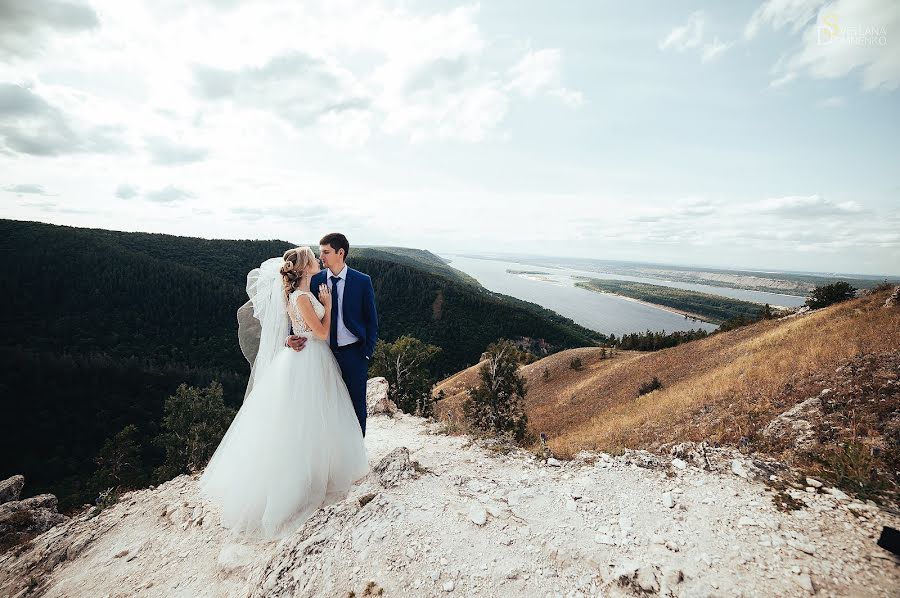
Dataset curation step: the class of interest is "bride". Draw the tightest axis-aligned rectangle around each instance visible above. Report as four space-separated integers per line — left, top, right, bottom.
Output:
199 247 369 540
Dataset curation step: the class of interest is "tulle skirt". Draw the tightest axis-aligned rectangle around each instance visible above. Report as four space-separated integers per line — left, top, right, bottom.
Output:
198 334 369 540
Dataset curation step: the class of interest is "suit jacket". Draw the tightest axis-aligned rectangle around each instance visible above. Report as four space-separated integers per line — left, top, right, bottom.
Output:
311 266 378 360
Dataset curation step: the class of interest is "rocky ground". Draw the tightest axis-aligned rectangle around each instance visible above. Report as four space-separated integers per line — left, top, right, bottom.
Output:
2 399 899 598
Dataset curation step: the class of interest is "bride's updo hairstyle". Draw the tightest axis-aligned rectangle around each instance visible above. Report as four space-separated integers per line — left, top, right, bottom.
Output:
280 246 316 296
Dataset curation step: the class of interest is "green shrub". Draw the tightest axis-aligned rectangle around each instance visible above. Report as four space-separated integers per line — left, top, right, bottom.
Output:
153 381 235 481
464 339 529 443
370 336 442 417
805 281 857 310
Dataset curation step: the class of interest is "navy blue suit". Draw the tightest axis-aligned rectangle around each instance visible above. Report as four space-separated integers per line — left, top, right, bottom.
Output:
310 266 377 436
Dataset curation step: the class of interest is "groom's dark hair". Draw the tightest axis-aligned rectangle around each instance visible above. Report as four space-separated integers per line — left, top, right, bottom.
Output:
319 232 350 259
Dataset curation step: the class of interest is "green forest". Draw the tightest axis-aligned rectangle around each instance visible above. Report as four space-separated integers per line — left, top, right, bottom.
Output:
0 219 601 510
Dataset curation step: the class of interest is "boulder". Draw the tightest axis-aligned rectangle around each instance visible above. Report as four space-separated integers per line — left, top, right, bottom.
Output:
0 475 25 505
885 286 900 308
0 476 69 551
669 441 711 470
366 377 398 416
762 396 824 451
374 447 417 488
0 493 58 519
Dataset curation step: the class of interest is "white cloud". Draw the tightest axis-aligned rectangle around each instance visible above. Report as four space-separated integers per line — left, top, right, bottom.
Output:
660 12 733 63
0 82 128 156
659 11 706 52
787 0 900 90
4 183 50 194
506 49 584 106
701 37 734 62
744 0 828 39
0 0 99 60
769 71 798 87
755 194 864 217
748 0 900 90
144 184 196 203
144 135 209 165
115 183 139 199
817 95 846 107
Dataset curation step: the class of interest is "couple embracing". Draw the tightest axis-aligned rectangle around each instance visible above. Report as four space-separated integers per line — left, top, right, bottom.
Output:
199 233 377 539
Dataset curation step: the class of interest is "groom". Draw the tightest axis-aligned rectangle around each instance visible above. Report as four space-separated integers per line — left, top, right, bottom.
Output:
286 233 378 436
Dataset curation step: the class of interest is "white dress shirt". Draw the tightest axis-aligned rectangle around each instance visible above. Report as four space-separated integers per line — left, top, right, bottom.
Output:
327 264 360 347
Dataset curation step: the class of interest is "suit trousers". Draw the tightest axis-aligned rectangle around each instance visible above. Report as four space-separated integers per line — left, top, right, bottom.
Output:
332 341 369 436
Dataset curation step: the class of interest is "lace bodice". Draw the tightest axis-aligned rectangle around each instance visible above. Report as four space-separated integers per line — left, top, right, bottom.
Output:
288 290 325 333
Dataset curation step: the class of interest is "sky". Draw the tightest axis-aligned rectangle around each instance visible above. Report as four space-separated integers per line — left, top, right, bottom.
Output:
1 0 899 276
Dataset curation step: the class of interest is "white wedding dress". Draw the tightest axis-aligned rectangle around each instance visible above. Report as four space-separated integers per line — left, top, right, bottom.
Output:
199 289 369 540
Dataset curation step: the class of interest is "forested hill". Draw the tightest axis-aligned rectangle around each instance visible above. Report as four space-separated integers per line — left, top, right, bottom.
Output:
0 219 599 509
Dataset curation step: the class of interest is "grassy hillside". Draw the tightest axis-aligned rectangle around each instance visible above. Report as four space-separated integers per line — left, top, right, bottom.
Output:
0 219 598 509
435 287 900 499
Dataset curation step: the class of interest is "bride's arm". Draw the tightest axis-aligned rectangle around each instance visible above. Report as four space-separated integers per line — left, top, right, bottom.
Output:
295 287 332 341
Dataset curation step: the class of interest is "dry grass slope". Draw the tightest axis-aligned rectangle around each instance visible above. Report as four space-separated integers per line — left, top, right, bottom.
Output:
434 288 900 465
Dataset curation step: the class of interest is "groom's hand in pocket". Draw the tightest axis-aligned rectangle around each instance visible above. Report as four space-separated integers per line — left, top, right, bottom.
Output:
286 335 308 352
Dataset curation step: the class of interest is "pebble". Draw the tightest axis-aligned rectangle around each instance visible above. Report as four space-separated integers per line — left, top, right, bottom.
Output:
671 458 687 470
662 492 675 509
443 580 455 592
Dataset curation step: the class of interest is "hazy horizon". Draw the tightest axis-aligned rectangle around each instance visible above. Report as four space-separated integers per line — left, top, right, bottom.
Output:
2 1 898 275
8 216 899 279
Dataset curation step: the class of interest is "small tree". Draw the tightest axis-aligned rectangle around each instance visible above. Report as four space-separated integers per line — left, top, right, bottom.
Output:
570 357 584 371
91 424 147 493
464 339 528 442
805 281 857 310
153 381 236 481
370 336 442 417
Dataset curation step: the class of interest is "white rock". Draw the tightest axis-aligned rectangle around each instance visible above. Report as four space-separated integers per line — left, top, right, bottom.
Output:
787 539 816 555
671 458 687 470
594 534 616 545
731 459 749 479
662 492 675 509
469 505 488 526
826 487 850 501
846 502 871 514
565 498 578 512
546 458 562 467
794 573 815 594
216 544 256 575
405 547 416 559
805 477 823 488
